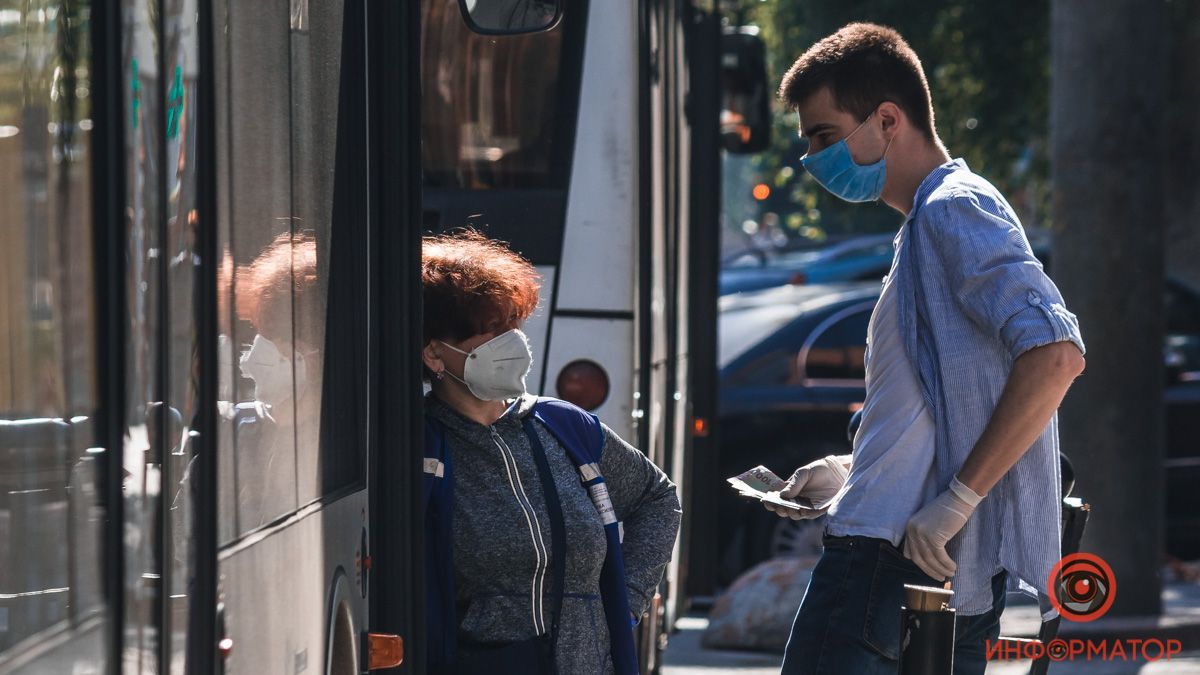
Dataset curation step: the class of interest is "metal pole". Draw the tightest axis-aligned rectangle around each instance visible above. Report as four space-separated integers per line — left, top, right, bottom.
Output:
898 584 956 675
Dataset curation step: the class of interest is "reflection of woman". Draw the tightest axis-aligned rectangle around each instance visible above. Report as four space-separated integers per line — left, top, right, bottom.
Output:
233 231 321 526
421 231 680 675
236 231 321 412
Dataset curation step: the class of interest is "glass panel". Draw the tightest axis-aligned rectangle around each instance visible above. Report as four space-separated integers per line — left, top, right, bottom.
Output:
290 0 366 502
162 0 202 670
421 0 567 189
214 0 368 541
0 0 108 669
222 0 299 537
213 0 237 546
122 0 163 669
804 311 869 381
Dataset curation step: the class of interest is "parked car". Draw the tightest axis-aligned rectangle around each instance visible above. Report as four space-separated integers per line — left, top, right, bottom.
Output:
715 277 1200 586
719 233 895 295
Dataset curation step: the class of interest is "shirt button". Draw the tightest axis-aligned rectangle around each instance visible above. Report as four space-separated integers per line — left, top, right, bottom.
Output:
1028 291 1042 305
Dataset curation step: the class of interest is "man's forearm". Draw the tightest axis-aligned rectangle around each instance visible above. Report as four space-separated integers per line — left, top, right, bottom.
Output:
956 341 1085 496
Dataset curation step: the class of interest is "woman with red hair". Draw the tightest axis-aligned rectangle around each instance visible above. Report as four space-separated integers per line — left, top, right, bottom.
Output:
420 230 680 675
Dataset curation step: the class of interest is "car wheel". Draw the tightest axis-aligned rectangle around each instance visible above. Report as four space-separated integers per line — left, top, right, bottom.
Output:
768 514 826 559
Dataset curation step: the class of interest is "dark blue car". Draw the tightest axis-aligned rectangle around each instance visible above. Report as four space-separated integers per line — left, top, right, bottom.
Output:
715 278 1200 584
719 234 895 296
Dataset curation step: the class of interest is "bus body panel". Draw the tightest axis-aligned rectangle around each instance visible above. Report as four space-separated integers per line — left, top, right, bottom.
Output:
555 0 639 316
526 266 556 395
540 317 637 437
218 490 367 675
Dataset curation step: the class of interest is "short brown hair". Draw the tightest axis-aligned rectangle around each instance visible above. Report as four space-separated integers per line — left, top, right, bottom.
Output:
779 23 936 141
421 230 541 345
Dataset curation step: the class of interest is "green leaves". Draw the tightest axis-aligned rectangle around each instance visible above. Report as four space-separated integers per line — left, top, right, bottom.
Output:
740 0 1051 234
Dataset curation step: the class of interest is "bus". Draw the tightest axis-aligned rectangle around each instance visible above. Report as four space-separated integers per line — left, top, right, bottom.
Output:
0 0 764 672
419 2 727 662
0 1 422 672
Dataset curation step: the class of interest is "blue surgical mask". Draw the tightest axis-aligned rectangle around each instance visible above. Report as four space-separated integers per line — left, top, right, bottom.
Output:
800 112 893 203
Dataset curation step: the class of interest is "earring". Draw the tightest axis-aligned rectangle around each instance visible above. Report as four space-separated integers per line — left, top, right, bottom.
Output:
435 370 445 381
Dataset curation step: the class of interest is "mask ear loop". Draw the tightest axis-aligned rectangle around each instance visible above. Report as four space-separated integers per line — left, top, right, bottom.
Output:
844 110 875 142
434 342 473 388
880 131 895 162
442 368 471 389
439 340 473 358
848 109 894 164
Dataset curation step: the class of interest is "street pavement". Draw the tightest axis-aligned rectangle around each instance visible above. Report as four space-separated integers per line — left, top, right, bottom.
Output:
662 614 1200 674
665 562 1200 673
664 588 1200 675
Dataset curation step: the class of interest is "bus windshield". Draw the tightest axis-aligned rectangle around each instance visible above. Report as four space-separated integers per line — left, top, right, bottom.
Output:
421 0 570 190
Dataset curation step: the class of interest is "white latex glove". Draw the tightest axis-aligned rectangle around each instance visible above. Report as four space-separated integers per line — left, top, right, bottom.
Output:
903 474 985 581
763 454 852 520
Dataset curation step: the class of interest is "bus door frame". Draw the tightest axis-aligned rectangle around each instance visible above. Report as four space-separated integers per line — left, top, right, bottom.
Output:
367 0 427 672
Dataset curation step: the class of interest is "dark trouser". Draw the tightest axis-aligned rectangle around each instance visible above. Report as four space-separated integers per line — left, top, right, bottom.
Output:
781 532 1008 675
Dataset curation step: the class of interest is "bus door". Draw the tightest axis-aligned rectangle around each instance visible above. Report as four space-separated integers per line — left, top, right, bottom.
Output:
206 0 403 672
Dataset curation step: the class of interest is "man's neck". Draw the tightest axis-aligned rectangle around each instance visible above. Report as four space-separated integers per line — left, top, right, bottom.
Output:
881 140 952 216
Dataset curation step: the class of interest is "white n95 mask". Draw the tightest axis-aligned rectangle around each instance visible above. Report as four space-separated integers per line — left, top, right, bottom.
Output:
440 328 533 401
239 334 307 407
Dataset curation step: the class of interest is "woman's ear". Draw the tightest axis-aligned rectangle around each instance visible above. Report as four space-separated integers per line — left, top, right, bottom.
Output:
421 341 444 375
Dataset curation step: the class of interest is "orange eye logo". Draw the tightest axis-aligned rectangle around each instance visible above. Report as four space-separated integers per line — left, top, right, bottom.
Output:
1047 553 1116 622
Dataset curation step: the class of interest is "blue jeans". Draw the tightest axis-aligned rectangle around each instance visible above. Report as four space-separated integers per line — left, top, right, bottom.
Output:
781 532 1007 675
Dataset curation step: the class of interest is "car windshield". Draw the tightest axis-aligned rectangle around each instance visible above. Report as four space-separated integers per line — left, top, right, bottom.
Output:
760 234 894 270
719 303 808 369
719 284 873 368
764 249 824 267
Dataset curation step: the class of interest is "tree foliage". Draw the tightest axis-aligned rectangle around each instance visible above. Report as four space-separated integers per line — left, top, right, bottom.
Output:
729 0 1051 239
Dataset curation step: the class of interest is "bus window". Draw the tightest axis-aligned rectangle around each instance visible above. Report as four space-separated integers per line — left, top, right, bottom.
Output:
421 0 570 190
216 0 367 541
163 2 204 668
122 0 167 666
219 0 301 537
0 1 107 667
289 0 368 503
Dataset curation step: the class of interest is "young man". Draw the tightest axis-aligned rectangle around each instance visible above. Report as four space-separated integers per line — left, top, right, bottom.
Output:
763 23 1086 675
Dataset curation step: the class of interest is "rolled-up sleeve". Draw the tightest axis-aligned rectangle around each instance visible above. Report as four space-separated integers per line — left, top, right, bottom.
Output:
925 192 1086 359
597 423 682 617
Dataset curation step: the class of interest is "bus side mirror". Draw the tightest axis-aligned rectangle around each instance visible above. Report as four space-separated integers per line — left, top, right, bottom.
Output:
721 27 770 155
458 0 561 35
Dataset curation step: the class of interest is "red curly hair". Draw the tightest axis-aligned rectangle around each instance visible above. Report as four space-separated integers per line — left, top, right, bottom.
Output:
422 230 541 345
236 231 320 345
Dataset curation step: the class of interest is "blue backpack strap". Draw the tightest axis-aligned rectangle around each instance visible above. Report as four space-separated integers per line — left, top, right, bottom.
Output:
529 396 605 465
423 418 456 670
531 397 640 675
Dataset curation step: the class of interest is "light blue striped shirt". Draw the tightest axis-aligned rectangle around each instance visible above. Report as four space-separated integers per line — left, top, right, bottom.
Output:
889 158 1086 615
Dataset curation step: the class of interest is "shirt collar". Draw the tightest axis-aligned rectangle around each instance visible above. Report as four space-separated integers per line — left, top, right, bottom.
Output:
906 157 969 221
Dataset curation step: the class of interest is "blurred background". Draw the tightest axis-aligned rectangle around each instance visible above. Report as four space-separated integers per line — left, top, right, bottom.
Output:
687 0 1200 670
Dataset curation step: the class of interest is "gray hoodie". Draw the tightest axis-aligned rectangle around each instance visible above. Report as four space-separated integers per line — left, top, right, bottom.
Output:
425 393 681 675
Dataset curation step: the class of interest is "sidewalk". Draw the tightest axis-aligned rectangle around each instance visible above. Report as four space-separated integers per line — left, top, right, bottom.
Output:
662 615 1200 674
663 576 1200 674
